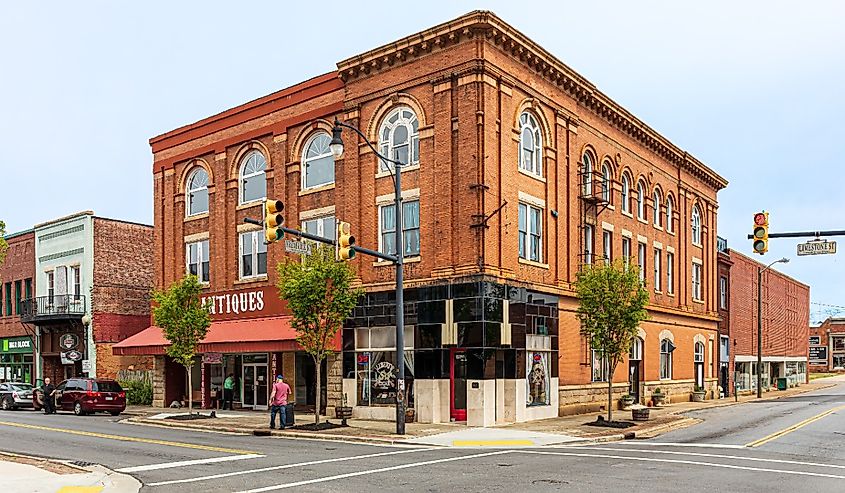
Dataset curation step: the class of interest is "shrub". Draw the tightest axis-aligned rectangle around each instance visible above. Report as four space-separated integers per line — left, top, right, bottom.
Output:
119 379 153 406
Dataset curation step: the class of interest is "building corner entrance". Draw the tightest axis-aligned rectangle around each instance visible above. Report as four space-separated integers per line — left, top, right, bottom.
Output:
450 348 467 421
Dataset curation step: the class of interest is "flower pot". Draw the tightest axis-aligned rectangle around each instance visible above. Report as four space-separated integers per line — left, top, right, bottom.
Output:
620 396 635 409
652 393 666 406
405 408 416 423
632 407 650 421
691 391 705 402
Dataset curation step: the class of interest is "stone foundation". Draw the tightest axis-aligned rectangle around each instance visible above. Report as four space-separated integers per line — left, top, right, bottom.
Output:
558 382 629 416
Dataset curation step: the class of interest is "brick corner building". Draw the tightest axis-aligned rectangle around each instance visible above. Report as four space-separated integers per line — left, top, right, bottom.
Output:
809 318 845 372
0 229 36 383
123 10 729 422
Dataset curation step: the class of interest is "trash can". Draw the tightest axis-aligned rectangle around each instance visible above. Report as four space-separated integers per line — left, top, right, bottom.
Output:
285 403 295 426
777 378 788 391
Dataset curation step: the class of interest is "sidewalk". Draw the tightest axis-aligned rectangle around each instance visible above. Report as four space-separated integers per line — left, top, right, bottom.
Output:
124 377 840 447
0 452 140 493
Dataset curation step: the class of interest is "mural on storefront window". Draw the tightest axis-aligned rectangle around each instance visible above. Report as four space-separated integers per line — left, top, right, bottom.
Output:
355 351 414 407
527 352 550 406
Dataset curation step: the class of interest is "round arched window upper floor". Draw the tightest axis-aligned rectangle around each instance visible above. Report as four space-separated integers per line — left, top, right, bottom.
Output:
629 337 644 360
581 151 594 196
621 173 632 213
652 189 662 227
186 167 209 217
691 205 702 245
666 195 675 233
694 341 705 362
519 112 542 177
601 161 612 203
301 132 335 190
378 107 419 171
239 150 267 204
636 180 647 220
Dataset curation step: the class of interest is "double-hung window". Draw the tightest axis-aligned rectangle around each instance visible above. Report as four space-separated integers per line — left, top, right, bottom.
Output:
186 240 210 283
719 276 728 309
653 248 662 292
584 224 594 265
666 252 675 295
380 200 420 257
660 339 673 380
302 215 336 241
637 242 646 284
240 231 267 279
518 203 543 262
622 237 631 269
70 266 81 301
692 263 703 301
591 349 608 382
602 230 612 265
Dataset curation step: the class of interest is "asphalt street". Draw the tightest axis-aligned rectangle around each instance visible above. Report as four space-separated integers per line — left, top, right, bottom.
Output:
0 376 843 492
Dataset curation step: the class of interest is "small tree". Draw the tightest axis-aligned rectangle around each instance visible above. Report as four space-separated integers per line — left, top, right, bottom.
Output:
576 259 649 421
152 275 211 414
0 220 9 268
277 245 361 424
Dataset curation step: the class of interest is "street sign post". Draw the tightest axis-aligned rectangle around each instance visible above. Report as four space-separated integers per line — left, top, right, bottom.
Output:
284 239 313 256
797 240 836 256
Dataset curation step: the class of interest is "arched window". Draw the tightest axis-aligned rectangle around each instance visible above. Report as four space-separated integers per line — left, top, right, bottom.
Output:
694 342 705 363
621 174 631 213
186 167 209 216
378 107 419 171
519 112 542 176
582 151 593 196
660 338 673 380
301 132 335 190
691 205 702 244
653 189 662 227
666 195 674 233
239 150 267 204
637 181 646 220
601 161 612 203
629 337 643 360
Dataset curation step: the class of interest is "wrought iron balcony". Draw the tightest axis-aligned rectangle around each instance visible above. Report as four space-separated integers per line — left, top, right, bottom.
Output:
20 295 86 323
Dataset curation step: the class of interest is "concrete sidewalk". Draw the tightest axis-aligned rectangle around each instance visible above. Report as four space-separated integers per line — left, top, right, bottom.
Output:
0 453 140 493
124 377 839 447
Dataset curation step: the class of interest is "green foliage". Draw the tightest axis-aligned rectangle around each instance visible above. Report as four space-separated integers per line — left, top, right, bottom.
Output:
119 379 153 406
0 220 8 269
576 259 650 420
277 245 362 362
152 275 211 372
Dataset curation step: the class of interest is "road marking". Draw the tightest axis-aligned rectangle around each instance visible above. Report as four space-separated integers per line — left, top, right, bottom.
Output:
116 453 265 473
611 442 747 450
453 440 534 447
146 448 430 486
745 404 845 448
520 450 845 480
235 450 512 492
587 447 845 470
0 420 256 455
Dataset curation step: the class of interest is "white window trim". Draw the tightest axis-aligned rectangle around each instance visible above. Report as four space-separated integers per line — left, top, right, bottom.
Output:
602 229 612 265
376 188 420 206
301 215 336 242
692 262 703 302
621 175 631 214
666 197 675 234
518 201 544 263
666 251 675 296
660 339 673 380
185 239 210 284
239 150 268 205
378 107 420 173
518 112 543 177
301 132 336 190
377 199 421 258
517 191 545 209
653 247 662 293
584 224 594 265
299 205 336 221
720 276 728 309
239 231 267 281
185 167 210 218
636 182 646 221
691 206 703 246
591 349 608 382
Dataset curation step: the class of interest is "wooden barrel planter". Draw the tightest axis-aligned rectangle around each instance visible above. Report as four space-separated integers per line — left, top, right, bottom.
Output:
631 407 650 421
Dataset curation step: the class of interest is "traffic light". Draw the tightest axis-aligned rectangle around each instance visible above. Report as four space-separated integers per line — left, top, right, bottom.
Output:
264 199 284 243
336 221 356 261
752 211 768 255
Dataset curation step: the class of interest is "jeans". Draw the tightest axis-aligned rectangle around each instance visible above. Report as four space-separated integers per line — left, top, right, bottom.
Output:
222 389 233 410
270 404 287 429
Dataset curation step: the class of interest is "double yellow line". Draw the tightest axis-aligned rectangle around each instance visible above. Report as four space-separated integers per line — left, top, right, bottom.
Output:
746 404 845 448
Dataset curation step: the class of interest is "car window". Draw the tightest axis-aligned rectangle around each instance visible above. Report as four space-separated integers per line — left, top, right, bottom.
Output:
0 384 7 391
55 382 66 391
10 384 33 391
94 381 122 393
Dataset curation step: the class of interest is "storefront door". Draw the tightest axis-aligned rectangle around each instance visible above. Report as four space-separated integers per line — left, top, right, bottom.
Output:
242 364 268 410
628 361 641 403
450 349 467 421
695 362 704 389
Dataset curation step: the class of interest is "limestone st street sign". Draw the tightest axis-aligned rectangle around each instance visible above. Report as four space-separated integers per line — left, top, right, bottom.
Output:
797 240 837 256
284 239 313 256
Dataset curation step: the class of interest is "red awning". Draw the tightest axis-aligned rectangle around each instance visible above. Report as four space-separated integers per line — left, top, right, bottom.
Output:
112 316 325 356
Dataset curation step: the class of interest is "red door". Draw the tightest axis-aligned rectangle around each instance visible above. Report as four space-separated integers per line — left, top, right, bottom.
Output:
450 349 468 421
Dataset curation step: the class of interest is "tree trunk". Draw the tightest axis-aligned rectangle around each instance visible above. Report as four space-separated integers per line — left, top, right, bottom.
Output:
607 372 613 422
314 355 321 425
186 364 193 414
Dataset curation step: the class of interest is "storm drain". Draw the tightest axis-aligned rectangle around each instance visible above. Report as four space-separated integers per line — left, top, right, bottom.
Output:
68 460 97 467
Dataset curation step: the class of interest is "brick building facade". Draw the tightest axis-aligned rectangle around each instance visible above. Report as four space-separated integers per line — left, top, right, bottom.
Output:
722 249 810 393
0 230 36 383
122 11 728 422
809 318 845 372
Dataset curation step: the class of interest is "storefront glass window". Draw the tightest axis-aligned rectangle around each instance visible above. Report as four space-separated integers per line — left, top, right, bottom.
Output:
833 336 845 352
355 351 414 407
526 351 550 406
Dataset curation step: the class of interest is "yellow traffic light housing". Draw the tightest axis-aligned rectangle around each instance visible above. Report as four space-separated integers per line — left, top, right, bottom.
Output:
752 211 768 254
264 200 284 243
336 221 356 261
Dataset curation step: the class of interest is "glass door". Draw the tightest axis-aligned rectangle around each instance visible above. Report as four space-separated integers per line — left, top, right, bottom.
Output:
242 365 255 407
450 349 467 421
255 365 268 410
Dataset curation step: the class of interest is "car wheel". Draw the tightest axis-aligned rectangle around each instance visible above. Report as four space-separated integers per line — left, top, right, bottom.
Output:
110 411 120 416
0 397 10 411
73 401 85 416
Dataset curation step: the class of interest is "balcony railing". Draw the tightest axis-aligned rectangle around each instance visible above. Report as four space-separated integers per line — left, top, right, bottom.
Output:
20 295 86 323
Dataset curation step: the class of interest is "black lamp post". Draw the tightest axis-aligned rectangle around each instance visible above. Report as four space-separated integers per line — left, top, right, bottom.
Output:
757 257 789 398
329 119 407 435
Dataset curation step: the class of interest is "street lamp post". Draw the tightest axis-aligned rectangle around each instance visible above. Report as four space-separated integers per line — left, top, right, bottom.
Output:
757 257 789 398
329 119 407 435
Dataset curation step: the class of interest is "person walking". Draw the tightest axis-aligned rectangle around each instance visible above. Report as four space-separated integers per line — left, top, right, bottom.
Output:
222 373 235 410
269 374 291 430
42 378 56 415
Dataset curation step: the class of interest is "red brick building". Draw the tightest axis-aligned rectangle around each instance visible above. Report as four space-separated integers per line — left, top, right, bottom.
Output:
721 249 810 393
809 318 845 372
121 11 728 421
0 230 36 383
716 237 732 395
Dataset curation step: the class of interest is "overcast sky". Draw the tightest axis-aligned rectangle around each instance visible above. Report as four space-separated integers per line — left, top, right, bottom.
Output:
2 1 843 321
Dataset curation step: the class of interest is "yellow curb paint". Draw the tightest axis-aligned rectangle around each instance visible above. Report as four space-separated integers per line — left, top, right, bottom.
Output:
57 488 103 493
452 440 534 447
745 404 845 448
0 421 256 455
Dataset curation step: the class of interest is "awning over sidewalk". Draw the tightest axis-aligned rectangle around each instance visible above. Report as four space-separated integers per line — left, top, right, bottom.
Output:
113 316 305 356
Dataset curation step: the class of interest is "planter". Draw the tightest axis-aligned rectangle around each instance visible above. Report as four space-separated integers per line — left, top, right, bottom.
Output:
631 407 650 421
620 396 635 409
651 393 667 406
691 391 705 402
405 408 416 423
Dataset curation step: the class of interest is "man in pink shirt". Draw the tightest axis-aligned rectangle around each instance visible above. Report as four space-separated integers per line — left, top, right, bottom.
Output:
269 374 291 429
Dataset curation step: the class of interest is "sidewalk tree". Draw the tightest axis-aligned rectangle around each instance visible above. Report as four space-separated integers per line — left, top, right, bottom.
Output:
277 245 362 425
576 258 650 421
152 274 211 414
0 220 8 268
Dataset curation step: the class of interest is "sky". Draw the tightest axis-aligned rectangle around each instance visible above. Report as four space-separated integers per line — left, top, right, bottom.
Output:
1 1 843 321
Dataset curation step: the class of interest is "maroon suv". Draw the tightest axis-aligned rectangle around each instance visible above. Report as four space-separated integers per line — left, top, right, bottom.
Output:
53 378 126 416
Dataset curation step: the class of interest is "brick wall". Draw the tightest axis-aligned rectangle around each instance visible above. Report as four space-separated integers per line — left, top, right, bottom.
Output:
809 319 845 372
0 231 34 339
95 343 153 380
